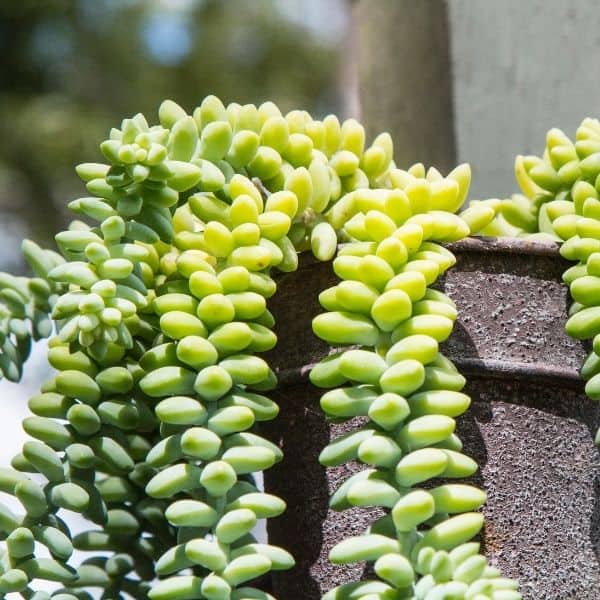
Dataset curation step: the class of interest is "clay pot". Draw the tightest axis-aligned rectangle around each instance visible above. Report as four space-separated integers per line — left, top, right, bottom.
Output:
261 237 600 599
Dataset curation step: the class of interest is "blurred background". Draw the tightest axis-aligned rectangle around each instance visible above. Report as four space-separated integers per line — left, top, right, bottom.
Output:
2 0 600 469
3 0 600 273
0 0 350 270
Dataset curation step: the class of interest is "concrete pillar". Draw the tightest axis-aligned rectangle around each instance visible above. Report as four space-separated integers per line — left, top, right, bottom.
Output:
352 0 456 172
449 0 600 198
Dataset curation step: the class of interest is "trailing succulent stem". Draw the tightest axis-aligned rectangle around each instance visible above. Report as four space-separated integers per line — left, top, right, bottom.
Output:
479 117 600 447
311 167 520 599
0 241 65 381
0 95 517 600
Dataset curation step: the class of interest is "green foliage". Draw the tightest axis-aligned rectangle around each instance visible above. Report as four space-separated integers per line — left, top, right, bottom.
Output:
311 165 521 599
0 93 519 599
481 118 600 447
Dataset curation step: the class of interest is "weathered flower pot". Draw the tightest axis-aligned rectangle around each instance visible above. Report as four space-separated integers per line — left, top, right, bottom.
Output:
261 237 600 599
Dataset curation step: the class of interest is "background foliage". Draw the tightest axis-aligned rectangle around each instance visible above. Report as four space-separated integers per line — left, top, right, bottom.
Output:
0 0 348 270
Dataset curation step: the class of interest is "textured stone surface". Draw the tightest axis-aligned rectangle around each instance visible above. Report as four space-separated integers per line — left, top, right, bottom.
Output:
442 240 585 370
263 239 600 599
461 381 599 598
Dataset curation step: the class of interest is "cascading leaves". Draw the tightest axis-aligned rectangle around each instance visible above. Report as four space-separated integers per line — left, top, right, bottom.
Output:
475 117 600 448
0 241 65 381
310 166 521 599
0 94 519 600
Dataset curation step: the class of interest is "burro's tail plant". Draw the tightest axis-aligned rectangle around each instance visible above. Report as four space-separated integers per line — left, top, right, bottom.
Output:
0 95 519 600
474 117 600 448
310 168 520 599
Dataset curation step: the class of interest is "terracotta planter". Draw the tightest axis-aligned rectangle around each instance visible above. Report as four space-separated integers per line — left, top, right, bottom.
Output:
261 237 600 599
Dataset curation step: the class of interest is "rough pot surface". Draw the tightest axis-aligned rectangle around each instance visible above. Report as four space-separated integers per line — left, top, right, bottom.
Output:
262 237 600 599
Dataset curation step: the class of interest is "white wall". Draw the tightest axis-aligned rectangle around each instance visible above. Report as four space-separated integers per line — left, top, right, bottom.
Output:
449 0 600 199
